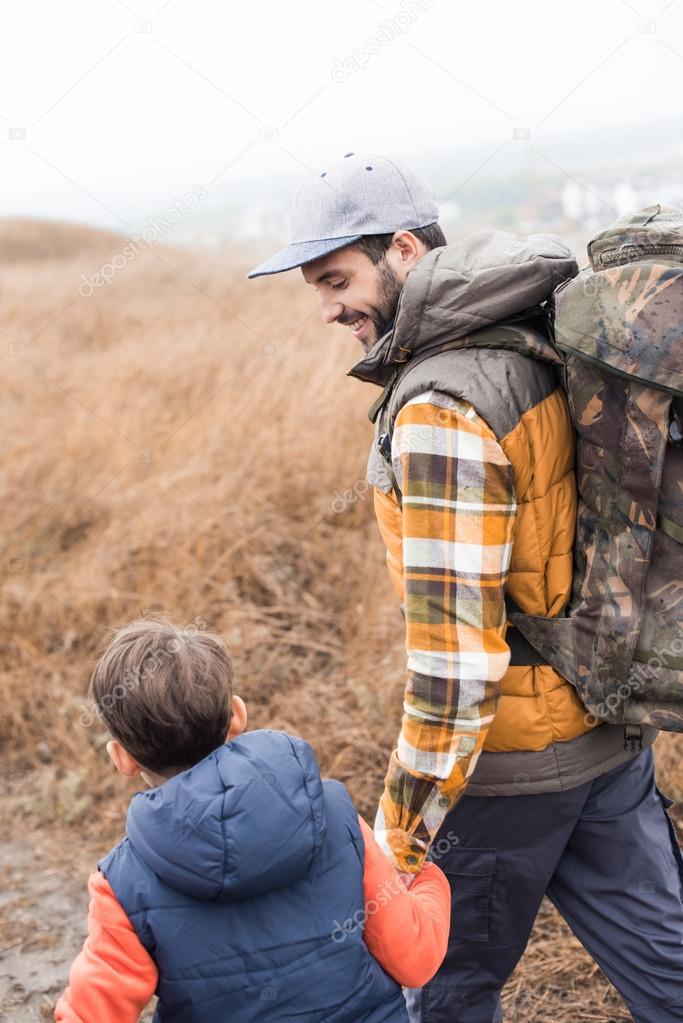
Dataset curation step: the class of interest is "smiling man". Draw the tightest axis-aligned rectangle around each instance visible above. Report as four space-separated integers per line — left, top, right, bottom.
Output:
299 229 426 352
248 153 683 1023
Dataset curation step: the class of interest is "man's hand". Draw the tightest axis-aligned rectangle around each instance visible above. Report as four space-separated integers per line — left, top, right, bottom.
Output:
395 868 417 890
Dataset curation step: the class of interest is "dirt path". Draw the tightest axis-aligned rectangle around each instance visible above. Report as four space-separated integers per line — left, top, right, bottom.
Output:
0 840 89 1021
0 837 158 1023
0 839 156 1023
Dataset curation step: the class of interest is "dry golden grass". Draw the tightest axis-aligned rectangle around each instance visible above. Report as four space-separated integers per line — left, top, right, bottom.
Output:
1 218 681 1022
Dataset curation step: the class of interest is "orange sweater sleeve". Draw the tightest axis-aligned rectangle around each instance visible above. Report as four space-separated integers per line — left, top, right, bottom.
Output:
55 870 158 1023
358 815 451 988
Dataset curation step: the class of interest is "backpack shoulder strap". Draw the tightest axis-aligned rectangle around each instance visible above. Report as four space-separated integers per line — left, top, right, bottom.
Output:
368 326 560 515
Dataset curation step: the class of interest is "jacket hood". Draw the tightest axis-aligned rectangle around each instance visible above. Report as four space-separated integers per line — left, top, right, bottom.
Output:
347 229 577 388
125 729 327 901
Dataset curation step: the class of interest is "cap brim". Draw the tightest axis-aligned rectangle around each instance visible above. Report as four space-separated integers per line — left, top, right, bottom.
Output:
247 235 362 278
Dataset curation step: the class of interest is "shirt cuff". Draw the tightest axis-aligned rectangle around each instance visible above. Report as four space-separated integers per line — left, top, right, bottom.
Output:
374 826 429 874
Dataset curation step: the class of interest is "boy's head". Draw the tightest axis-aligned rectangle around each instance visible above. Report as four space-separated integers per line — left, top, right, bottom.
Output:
90 617 247 786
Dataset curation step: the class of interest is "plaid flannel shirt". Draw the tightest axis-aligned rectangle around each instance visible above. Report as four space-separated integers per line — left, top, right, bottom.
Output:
374 390 518 873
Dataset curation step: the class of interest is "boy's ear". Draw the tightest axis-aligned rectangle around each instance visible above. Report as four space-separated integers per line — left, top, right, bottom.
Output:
106 739 144 778
226 694 248 741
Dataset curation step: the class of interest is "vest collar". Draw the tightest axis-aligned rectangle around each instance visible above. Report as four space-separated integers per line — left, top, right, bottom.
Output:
346 230 577 391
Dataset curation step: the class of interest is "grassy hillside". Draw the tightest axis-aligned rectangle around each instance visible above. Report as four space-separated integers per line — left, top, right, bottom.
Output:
1 220 681 1021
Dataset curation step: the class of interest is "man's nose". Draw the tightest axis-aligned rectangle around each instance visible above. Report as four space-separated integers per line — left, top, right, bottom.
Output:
319 295 343 325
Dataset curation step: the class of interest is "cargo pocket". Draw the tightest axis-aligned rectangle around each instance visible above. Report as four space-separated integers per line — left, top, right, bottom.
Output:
442 847 496 943
420 978 504 1023
655 785 683 902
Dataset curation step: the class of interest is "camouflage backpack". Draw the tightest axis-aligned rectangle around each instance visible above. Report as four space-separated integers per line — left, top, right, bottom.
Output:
508 204 683 743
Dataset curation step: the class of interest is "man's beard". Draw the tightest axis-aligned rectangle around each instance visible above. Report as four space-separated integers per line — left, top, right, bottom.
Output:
361 258 403 353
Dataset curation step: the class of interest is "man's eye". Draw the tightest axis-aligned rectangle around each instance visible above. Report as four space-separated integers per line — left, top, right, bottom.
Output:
332 281 348 290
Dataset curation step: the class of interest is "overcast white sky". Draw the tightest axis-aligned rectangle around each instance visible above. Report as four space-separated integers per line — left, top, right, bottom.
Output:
1 0 682 232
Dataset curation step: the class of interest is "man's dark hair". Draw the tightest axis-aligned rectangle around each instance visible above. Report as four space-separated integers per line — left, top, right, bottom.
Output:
350 222 447 264
90 617 233 775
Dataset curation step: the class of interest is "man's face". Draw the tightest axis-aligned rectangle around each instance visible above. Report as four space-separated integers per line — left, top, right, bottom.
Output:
302 241 409 354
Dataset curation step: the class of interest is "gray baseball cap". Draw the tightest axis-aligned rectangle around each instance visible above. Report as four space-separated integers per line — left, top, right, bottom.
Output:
247 152 439 278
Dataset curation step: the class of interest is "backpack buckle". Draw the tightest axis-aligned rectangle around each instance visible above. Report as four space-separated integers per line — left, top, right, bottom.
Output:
624 724 643 753
378 432 392 463
668 399 683 447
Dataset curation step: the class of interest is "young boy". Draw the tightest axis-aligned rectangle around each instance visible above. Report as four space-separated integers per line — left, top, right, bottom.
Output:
56 618 451 1022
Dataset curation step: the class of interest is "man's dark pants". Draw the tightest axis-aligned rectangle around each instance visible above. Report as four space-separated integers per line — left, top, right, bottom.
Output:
404 749 683 1022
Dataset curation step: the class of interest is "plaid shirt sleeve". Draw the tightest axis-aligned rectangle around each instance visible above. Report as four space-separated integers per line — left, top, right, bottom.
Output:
374 390 517 874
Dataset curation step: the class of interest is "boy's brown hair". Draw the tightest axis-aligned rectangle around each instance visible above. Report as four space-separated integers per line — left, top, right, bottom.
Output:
90 617 233 775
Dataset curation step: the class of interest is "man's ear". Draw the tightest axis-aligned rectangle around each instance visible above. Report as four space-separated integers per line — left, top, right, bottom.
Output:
387 230 424 279
106 739 144 778
226 694 248 741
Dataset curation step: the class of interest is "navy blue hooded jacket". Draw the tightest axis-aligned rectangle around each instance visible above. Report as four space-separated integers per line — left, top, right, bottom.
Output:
100 729 410 1023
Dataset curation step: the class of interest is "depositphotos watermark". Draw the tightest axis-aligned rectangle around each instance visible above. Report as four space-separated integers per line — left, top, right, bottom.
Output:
330 829 459 943
583 636 683 726
331 468 384 514
331 422 438 513
77 186 207 296
331 0 435 82
77 616 207 728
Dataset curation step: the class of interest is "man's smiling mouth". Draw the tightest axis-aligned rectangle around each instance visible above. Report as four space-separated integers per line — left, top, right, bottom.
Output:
347 314 368 337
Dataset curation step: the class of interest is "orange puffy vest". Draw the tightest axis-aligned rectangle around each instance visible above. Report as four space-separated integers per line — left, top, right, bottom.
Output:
368 332 595 753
